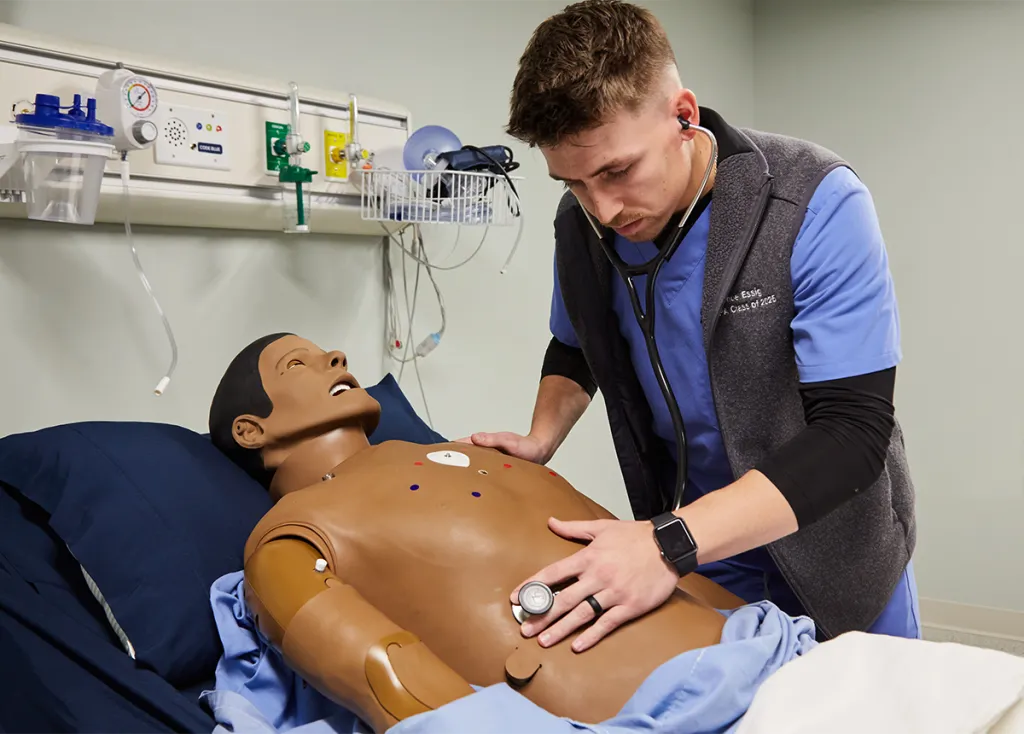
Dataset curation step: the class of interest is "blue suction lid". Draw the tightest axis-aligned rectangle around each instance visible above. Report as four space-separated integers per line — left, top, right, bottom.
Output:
15 93 114 137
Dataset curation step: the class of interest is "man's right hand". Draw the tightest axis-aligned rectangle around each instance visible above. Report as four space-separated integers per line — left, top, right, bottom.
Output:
457 375 593 467
455 432 551 465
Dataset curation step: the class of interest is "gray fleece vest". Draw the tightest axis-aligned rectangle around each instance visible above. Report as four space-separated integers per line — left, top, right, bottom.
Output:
553 122 916 639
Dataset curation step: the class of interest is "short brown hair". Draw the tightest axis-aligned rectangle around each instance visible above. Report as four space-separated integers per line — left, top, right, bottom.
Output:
506 0 677 148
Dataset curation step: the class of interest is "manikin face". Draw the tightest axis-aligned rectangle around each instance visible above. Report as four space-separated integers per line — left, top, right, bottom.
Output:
541 85 704 244
231 335 382 455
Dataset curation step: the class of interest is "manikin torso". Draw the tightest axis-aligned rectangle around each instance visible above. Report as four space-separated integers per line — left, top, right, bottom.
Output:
244 440 735 724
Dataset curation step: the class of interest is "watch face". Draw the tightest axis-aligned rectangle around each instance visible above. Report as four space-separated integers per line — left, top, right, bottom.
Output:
658 519 696 560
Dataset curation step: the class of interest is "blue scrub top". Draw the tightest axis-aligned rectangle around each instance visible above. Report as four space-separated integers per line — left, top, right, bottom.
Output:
550 166 919 638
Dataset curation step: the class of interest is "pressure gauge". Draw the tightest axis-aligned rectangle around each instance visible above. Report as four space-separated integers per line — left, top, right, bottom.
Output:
95 67 161 151
124 77 157 118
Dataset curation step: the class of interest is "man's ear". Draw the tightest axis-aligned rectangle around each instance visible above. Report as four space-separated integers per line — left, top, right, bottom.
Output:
672 88 699 137
232 415 266 450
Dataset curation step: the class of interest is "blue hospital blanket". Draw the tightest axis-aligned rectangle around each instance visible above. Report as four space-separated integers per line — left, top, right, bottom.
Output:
203 571 817 734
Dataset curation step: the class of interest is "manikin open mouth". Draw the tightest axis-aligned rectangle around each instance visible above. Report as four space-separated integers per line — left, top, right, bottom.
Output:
329 378 356 396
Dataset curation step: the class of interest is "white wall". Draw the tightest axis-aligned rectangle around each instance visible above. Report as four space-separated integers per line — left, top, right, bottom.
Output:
754 0 1024 614
0 0 755 520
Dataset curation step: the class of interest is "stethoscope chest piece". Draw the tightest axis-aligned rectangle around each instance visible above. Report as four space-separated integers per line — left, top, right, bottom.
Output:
511 581 556 623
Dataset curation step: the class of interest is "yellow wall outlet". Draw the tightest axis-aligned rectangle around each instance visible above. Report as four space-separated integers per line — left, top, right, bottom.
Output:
323 130 349 179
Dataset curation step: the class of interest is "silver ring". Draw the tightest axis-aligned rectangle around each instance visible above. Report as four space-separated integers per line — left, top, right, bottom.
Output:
584 595 603 616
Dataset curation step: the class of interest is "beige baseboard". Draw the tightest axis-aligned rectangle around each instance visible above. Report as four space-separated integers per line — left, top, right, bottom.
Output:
920 598 1024 642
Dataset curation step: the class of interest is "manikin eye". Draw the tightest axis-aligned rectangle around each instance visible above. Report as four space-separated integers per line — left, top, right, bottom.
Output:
287 360 303 369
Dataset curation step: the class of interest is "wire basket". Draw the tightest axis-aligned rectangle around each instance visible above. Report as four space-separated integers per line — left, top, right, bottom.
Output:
359 168 520 226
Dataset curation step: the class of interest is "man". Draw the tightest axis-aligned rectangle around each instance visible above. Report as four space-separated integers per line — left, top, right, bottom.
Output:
464 0 919 650
206 333 812 732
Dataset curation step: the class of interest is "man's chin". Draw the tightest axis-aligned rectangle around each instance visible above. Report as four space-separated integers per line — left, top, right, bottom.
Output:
621 222 662 243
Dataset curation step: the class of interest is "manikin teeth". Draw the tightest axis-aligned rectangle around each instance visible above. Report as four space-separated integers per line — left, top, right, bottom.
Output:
330 383 351 396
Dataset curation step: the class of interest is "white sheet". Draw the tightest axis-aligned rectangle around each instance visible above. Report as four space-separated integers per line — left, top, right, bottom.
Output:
736 631 1024 734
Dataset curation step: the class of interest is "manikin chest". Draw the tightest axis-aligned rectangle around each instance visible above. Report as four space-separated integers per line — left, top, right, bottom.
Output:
314 441 591 578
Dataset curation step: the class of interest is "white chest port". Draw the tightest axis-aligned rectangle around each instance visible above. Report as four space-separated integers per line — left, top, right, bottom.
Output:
426 450 470 468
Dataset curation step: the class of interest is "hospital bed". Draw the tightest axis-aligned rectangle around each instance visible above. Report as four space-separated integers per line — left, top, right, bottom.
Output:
2 373 1022 734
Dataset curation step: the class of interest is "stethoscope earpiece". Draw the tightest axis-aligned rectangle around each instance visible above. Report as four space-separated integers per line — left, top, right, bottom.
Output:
678 115 690 130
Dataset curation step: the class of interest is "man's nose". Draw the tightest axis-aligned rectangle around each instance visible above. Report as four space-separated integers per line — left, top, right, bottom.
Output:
589 189 623 226
326 351 348 370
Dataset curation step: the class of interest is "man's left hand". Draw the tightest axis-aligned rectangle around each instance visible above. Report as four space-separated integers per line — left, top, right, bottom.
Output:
510 517 679 653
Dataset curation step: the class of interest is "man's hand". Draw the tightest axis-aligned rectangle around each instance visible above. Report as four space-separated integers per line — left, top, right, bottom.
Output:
509 517 678 653
454 432 551 465
454 375 591 465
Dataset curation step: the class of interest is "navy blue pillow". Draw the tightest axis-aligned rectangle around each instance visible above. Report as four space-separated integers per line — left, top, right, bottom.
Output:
0 373 443 689
0 421 271 688
365 373 446 445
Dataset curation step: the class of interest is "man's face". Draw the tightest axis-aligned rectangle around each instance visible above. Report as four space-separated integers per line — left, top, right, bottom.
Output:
233 335 381 454
541 89 701 243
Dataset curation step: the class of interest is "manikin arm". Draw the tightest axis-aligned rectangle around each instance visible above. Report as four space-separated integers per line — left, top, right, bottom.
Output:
244 538 474 733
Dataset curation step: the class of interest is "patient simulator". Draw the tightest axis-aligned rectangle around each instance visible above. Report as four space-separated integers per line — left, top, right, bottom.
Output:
207 332 815 733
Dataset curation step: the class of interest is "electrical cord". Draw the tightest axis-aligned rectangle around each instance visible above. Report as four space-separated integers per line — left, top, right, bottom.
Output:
456 146 525 273
379 220 491 272
120 154 177 395
449 146 523 273
371 140 525 428
396 228 435 426
413 224 447 345
397 228 419 382
382 223 447 366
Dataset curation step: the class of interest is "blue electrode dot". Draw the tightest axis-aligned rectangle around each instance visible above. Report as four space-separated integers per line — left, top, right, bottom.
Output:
472 491 481 497
410 484 419 491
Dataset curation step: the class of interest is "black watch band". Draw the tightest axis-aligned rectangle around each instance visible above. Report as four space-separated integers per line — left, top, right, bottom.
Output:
651 512 699 577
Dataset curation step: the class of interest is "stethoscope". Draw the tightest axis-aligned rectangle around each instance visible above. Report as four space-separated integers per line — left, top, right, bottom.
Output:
577 116 718 514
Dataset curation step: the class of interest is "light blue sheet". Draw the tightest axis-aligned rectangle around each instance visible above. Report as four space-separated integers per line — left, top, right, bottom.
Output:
205 572 360 733
203 571 817 734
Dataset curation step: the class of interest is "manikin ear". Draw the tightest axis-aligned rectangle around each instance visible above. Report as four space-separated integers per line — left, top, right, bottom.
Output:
232 415 266 450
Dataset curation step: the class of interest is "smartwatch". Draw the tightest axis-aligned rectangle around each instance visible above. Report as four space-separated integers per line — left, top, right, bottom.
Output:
651 512 699 577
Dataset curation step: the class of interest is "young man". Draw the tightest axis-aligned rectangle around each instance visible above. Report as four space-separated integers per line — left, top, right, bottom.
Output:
465 0 919 649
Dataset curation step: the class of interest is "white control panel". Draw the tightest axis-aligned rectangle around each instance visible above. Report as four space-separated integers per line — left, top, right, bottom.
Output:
154 103 230 171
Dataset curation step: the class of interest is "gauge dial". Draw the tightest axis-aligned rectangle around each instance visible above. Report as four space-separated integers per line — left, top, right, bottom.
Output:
123 77 157 117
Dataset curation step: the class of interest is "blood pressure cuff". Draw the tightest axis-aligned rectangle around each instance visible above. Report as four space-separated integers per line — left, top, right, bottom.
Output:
541 337 598 398
756 368 897 528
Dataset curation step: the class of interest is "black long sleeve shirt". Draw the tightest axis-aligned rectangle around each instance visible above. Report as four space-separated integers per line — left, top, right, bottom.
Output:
541 337 895 527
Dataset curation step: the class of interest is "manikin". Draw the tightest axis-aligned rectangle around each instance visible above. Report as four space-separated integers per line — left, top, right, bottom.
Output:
208 333 747 733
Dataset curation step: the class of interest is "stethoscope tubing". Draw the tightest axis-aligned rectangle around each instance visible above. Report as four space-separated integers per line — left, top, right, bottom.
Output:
577 121 719 513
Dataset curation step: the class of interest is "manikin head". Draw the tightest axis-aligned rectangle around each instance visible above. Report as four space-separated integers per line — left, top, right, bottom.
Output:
506 0 710 243
209 333 381 489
